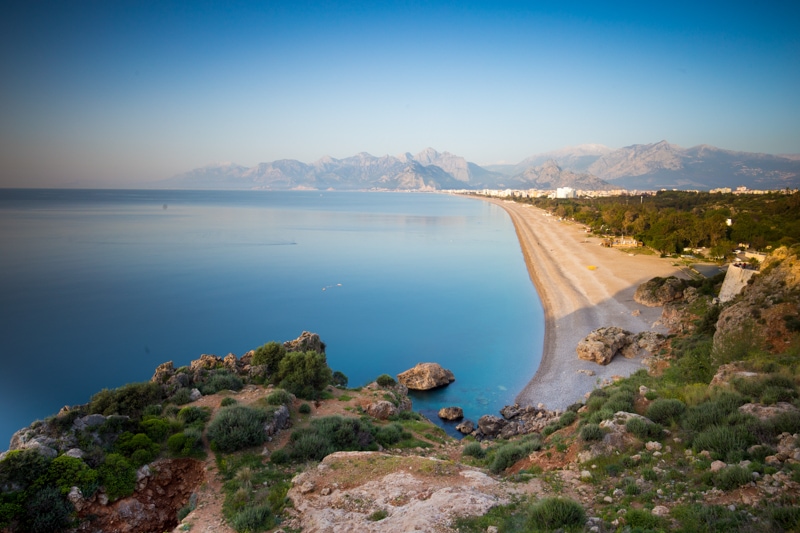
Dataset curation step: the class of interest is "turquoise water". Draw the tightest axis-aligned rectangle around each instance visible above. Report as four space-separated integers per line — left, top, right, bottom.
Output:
0 189 543 446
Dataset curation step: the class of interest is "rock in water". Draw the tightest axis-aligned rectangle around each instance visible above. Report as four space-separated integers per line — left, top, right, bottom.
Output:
397 362 455 390
438 406 464 420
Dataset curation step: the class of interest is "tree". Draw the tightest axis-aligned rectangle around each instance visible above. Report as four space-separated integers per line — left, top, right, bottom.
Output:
252 341 286 374
276 351 333 400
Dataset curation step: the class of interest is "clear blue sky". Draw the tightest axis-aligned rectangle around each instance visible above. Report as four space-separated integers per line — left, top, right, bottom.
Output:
1 1 799 186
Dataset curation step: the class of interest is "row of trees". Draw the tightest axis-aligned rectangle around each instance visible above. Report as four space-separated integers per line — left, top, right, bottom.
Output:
519 191 800 256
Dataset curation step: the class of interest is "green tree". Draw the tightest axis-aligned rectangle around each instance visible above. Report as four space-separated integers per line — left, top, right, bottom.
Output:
276 350 333 399
252 341 287 374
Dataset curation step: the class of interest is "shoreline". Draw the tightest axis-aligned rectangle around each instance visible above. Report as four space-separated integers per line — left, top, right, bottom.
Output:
477 197 686 410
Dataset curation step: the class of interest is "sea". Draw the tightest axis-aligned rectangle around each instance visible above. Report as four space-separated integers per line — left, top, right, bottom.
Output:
0 189 544 447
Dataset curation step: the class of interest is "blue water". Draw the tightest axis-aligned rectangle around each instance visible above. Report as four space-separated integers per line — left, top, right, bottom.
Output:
0 189 543 447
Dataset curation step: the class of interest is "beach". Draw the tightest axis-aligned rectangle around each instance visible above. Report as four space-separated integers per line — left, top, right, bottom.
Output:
481 198 686 410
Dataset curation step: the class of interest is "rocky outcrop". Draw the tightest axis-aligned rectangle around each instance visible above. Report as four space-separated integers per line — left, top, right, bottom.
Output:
576 327 633 365
620 331 666 359
264 405 291 436
283 331 326 354
364 401 398 420
456 420 475 434
286 451 509 533
74 458 203 533
438 407 464 421
739 402 799 421
634 277 686 307
396 363 455 390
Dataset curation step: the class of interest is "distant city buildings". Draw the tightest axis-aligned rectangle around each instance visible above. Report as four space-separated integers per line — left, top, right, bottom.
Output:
449 185 797 199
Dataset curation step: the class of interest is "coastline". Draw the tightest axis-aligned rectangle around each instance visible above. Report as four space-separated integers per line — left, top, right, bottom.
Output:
478 197 686 410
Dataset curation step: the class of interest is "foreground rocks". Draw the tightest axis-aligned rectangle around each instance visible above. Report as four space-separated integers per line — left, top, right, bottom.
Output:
287 451 508 533
397 363 455 390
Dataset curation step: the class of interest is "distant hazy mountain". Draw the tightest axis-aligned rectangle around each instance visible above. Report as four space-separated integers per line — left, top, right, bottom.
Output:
588 141 800 190
162 143 800 191
500 160 615 191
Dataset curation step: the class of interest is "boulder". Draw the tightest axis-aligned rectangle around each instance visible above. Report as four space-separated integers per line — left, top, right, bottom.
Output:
438 407 464 421
364 401 398 420
150 361 175 383
456 420 475 434
397 363 455 391
576 327 632 365
264 405 291 436
477 415 508 438
283 331 326 354
620 331 666 359
634 277 686 307
739 402 799 421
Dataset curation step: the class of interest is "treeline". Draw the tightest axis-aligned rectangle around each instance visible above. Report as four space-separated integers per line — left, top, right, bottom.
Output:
518 191 800 257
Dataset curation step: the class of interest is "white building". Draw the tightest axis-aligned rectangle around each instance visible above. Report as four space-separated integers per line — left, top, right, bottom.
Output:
556 187 575 199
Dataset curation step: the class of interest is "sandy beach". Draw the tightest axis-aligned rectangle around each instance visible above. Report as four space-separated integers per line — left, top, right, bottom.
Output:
480 198 686 411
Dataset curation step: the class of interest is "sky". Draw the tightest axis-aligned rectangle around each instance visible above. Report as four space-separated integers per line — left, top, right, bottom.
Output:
1 1 799 187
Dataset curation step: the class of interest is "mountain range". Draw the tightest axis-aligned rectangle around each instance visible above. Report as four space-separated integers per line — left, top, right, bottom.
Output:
162 142 800 192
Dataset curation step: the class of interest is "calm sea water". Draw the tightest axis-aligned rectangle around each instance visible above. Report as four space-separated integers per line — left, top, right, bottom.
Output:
0 189 543 446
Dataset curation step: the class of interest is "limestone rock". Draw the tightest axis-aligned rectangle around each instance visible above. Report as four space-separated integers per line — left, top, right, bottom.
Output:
634 277 686 307
283 331 326 354
438 407 464 421
710 363 759 388
265 405 291 436
739 402 799 421
710 460 727 473
150 361 175 383
364 400 398 420
189 388 202 402
621 331 666 359
477 415 507 438
576 327 632 365
456 420 475 434
397 363 455 391
189 354 224 373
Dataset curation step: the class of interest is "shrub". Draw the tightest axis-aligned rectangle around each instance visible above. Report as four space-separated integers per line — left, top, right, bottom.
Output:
376 374 396 387
713 465 752 490
693 425 755 460
199 370 243 395
526 497 585 531
332 370 349 388
368 509 388 521
625 508 668 530
265 389 293 406
604 389 635 413
167 428 203 457
88 382 164 418
177 406 211 426
270 449 289 465
207 406 270 453
44 455 99 495
251 341 286 372
98 453 136 501
579 423 604 441
489 444 528 474
230 503 275 533
220 397 238 407
647 398 686 424
289 416 377 462
170 387 193 405
276 350 333 399
114 432 160 467
682 391 746 432
770 505 800 531
23 486 74 533
626 417 664 440
298 403 312 414
671 503 751 532
139 417 171 443
375 423 410 447
462 442 486 459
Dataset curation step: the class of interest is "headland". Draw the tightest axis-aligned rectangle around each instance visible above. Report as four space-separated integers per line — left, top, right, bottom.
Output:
479 198 686 410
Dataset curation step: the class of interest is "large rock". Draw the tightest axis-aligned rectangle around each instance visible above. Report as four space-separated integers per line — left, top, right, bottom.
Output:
576 326 632 365
283 331 326 354
438 407 464 421
634 277 686 307
397 363 455 391
477 415 508 438
364 401 398 420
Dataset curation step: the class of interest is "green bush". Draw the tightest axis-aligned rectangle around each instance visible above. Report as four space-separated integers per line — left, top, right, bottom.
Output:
489 444 529 474
713 465 752 490
692 425 755 460
115 432 160 466
177 406 211 426
220 397 238 407
770 505 800 531
0 449 53 491
170 387 193 405
376 374 396 387
462 442 486 459
671 503 751 532
646 398 686 424
207 406 270 453
139 417 171 443
269 449 289 465
289 416 377 462
543 410 577 436
230 503 275 533
604 389 636 413
167 428 203 457
199 370 243 395
526 497 585 531
98 453 136 501
625 508 668 530
626 417 664 440
682 391 746 432
332 370 349 388
265 389 293 406
276 350 333 400
23 486 74 533
88 382 164 418
251 341 286 372
579 423 604 441
44 455 99 496
298 403 312 414
375 423 411 447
